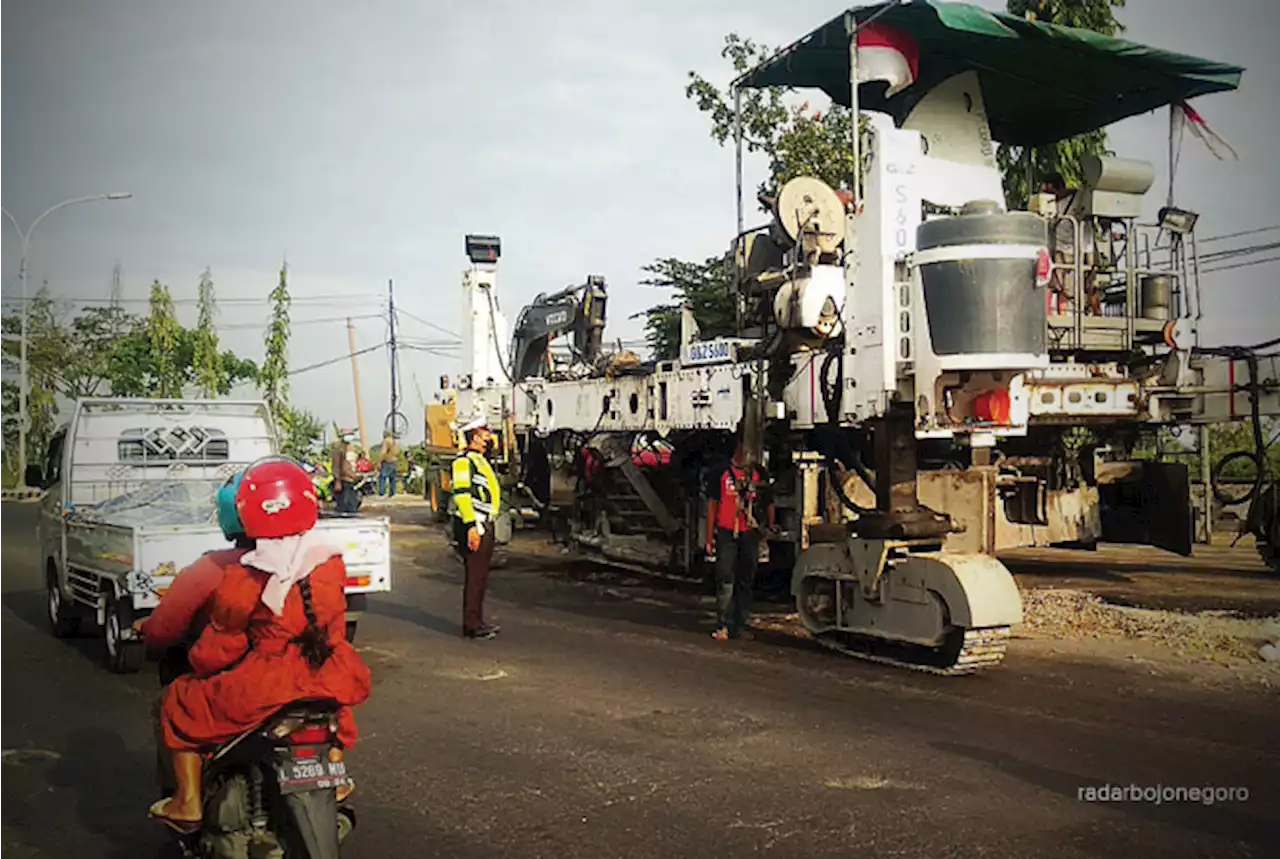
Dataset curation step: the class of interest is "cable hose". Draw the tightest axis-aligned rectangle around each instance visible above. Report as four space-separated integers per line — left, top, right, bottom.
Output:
815 348 876 515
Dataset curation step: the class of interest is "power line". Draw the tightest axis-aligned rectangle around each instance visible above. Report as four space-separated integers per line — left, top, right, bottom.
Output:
218 313 383 331
1199 240 1280 263
1200 255 1280 275
397 307 460 341
1198 225 1280 244
288 342 386 377
0 293 383 306
399 343 461 360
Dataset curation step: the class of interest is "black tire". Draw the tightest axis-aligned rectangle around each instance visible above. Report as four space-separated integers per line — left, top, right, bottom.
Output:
46 565 81 638
104 596 145 674
345 620 358 642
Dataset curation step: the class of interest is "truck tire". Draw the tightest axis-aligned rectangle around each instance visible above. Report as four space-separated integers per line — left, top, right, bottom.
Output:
46 564 81 639
104 596 145 674
345 593 367 642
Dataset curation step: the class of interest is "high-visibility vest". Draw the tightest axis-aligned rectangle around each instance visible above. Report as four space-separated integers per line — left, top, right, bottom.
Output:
450 450 501 524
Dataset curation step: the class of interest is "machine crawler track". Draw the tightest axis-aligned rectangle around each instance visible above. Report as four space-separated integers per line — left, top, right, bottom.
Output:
810 625 1012 676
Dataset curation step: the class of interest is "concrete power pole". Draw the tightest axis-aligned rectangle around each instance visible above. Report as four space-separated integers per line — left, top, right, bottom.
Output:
347 318 370 452
387 278 402 437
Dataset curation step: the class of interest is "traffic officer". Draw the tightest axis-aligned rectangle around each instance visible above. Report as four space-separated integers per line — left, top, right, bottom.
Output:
450 414 502 639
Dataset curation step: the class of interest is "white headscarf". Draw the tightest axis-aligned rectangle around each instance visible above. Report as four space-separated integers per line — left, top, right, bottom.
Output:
241 530 343 616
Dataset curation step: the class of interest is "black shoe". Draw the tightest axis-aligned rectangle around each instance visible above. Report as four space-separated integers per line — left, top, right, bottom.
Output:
464 624 499 640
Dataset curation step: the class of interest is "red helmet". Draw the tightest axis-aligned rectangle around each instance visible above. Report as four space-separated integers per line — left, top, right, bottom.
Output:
235 456 319 538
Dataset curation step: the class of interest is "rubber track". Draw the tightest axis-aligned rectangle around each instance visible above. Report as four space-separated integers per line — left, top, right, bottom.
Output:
575 550 1014 675
811 626 1012 676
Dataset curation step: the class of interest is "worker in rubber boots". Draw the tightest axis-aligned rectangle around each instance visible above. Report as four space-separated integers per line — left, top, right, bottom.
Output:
705 440 774 641
451 414 502 640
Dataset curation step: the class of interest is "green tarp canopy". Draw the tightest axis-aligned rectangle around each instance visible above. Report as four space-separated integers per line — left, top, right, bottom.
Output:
734 0 1243 146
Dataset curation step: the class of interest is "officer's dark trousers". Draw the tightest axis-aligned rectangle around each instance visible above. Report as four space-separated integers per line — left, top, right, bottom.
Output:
454 519 496 632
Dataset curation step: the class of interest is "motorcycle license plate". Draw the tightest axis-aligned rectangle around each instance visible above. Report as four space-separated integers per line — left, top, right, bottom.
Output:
275 749 349 795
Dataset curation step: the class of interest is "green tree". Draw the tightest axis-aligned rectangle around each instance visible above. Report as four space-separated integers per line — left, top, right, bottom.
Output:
277 405 325 461
640 34 864 357
686 33 863 206
996 1 1127 207
636 255 737 361
68 305 136 396
108 325 257 398
191 267 225 398
0 290 62 477
145 279 184 397
257 261 324 459
261 262 291 420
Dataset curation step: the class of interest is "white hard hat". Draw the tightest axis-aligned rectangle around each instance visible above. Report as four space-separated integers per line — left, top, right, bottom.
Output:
457 413 489 433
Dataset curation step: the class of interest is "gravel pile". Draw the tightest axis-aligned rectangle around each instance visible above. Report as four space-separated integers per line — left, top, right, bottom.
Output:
1020 587 1280 667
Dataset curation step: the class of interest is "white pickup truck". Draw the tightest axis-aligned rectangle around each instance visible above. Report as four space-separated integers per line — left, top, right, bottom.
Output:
31 397 392 673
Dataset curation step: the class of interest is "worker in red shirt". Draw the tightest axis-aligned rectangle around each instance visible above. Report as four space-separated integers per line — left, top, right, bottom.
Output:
704 440 775 641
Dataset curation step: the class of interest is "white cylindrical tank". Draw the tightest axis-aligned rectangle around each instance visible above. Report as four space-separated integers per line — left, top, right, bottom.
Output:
1081 155 1156 194
773 264 845 338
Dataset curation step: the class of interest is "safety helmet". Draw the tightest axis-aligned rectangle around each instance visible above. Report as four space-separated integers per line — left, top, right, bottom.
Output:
457 413 489 434
235 456 319 539
215 471 245 540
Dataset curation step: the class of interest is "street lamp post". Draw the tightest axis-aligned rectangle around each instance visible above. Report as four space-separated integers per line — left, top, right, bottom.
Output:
2 192 132 489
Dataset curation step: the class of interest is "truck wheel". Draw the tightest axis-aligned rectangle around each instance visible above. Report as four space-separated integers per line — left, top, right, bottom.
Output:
104 597 145 674
345 593 367 642
46 566 81 638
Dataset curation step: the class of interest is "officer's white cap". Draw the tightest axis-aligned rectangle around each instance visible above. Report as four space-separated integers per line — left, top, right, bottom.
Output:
457 414 489 433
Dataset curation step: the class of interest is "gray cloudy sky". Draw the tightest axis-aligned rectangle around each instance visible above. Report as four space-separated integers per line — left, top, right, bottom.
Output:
4 0 1278 443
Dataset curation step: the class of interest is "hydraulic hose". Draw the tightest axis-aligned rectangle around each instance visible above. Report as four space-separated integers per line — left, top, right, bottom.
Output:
817 347 876 515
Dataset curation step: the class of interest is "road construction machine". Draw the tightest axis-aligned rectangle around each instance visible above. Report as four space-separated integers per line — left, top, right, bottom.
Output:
446 1 1279 674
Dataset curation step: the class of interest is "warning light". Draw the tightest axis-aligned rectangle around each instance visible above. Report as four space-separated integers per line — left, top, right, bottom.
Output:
972 389 1011 424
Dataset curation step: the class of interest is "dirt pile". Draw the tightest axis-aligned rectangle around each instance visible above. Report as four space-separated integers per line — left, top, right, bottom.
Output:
1020 587 1280 669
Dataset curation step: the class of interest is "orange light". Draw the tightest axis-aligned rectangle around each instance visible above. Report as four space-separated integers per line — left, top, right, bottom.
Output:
973 389 1011 424
345 576 371 588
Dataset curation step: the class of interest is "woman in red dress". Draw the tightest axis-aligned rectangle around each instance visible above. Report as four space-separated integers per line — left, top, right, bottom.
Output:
148 458 372 832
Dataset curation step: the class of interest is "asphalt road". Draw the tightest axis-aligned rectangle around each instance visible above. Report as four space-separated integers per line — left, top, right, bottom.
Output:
3 503 1277 859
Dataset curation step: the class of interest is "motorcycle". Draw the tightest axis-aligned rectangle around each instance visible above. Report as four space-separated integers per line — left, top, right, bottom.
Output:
155 651 357 858
299 460 334 504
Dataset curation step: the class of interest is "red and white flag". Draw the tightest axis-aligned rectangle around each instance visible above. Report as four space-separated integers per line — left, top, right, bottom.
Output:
855 22 918 97
1174 101 1238 160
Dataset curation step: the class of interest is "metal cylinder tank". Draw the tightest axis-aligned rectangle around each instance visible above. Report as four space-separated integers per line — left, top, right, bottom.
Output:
1081 155 1156 194
915 210 1048 357
1140 275 1174 320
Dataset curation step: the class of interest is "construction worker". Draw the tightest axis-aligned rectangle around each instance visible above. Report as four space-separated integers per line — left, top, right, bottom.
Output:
377 430 400 497
704 440 775 641
450 414 502 639
331 429 360 514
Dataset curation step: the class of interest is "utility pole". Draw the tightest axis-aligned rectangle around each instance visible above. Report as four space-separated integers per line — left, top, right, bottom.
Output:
347 318 369 452
387 278 400 437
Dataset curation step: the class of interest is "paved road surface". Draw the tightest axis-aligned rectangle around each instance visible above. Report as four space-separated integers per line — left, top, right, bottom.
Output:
3 504 1276 858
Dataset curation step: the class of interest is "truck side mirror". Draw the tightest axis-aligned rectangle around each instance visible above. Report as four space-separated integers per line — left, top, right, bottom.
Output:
24 465 44 489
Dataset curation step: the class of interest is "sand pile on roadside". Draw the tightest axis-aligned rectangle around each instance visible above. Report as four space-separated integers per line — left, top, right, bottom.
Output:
1020 587 1280 668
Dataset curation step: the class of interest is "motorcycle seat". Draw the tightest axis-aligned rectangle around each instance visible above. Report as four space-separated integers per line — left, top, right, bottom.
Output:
271 698 342 720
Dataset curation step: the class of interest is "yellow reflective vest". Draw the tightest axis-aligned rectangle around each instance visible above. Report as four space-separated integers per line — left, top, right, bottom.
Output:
450 450 501 525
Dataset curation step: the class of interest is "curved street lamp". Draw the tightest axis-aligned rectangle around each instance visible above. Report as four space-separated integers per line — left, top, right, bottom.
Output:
2 192 133 489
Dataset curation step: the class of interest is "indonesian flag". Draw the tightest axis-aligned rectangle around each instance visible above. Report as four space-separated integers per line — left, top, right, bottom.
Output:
1174 101 1238 160
855 22 918 97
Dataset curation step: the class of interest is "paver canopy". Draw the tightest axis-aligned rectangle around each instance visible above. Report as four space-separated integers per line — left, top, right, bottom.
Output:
734 0 1243 146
